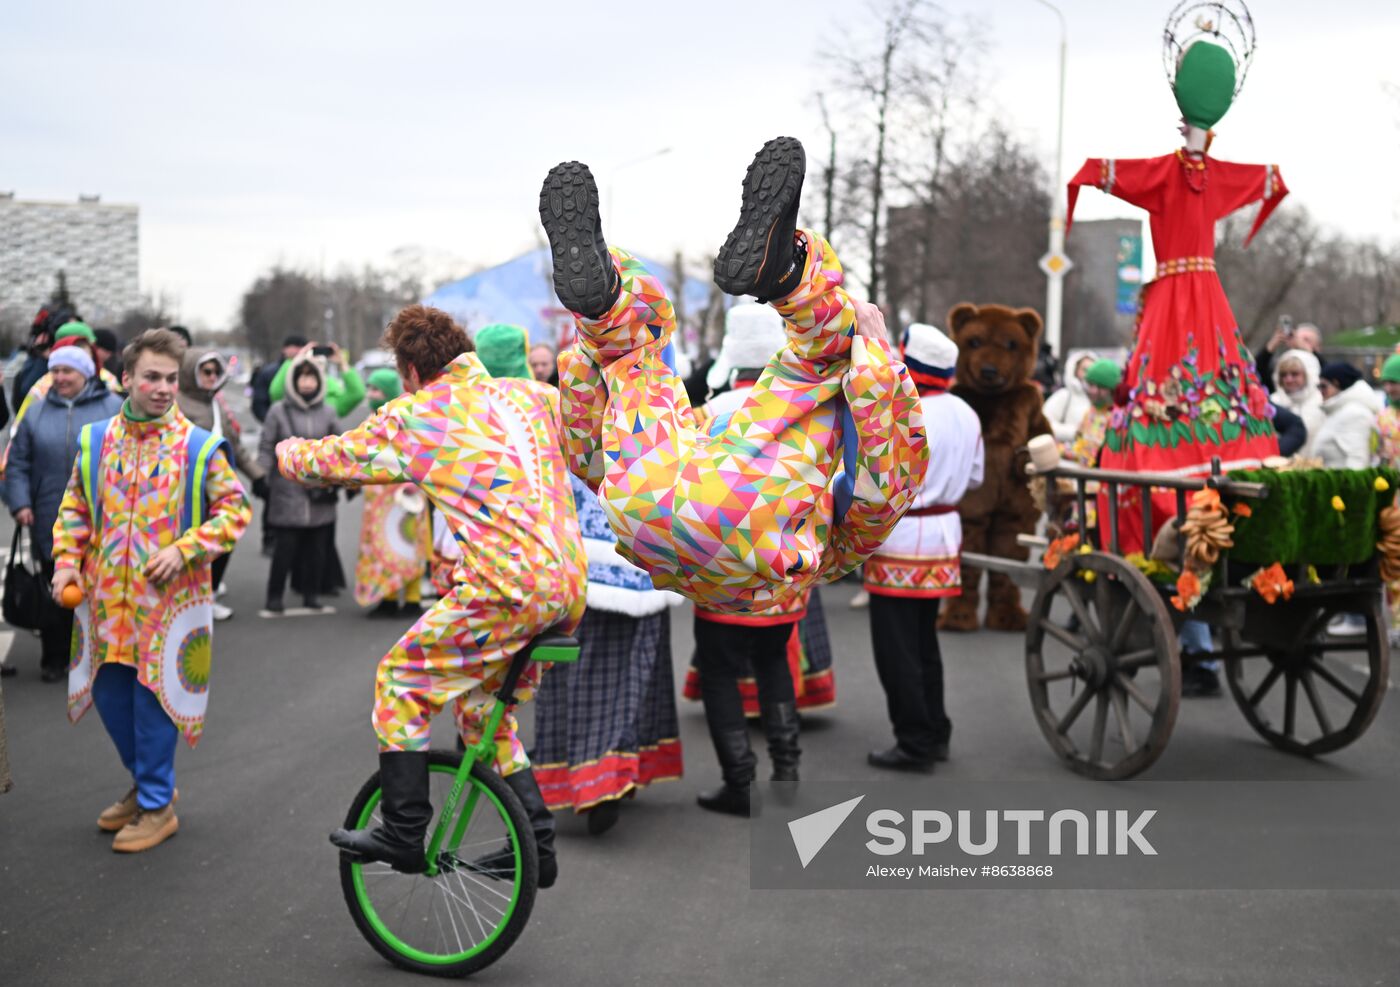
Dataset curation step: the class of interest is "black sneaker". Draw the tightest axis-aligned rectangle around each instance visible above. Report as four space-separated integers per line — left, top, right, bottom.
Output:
264 597 285 615
714 136 806 301
539 161 619 319
1181 662 1221 698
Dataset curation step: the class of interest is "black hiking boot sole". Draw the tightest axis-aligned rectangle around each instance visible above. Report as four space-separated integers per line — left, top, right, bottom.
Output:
713 136 806 298
539 161 618 319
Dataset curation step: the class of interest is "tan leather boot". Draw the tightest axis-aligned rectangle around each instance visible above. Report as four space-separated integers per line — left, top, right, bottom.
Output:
98 787 178 832
112 802 179 853
97 788 138 832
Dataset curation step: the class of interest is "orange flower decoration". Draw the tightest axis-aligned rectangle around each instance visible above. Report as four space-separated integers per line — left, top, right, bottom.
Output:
1043 533 1080 570
1231 502 1253 518
1249 563 1294 604
1170 569 1203 612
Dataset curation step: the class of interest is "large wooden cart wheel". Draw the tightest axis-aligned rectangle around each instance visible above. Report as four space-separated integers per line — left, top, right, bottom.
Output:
1222 593 1390 756
1026 551 1181 780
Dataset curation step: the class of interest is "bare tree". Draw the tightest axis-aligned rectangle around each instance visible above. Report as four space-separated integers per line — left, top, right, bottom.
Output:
115 290 180 339
239 267 319 359
816 92 839 239
823 0 942 303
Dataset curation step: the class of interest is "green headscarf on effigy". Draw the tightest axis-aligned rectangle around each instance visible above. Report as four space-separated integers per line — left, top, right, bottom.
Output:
1174 40 1236 130
366 367 402 411
475 323 532 379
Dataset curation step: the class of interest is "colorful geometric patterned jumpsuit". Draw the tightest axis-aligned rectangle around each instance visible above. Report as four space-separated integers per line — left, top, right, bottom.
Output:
276 352 587 774
557 230 929 614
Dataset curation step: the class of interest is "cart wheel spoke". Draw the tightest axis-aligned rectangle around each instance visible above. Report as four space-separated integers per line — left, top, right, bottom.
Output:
1056 684 1095 735
1115 648 1159 672
1299 668 1334 736
1308 658 1362 704
1034 667 1078 683
1108 596 1140 652
1247 664 1284 707
1039 619 1088 653
1283 672 1298 736
1094 575 1114 637
1312 640 1372 654
1061 579 1101 641
1089 691 1109 764
1116 673 1156 715
1110 686 1137 754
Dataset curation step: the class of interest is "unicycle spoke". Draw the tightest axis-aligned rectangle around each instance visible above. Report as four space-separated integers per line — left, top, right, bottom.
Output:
338 751 539 976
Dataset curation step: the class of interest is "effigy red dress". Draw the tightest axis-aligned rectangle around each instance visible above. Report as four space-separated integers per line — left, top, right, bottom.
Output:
1067 149 1288 550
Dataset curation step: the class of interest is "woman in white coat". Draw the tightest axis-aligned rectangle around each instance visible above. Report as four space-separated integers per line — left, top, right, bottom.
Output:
1042 352 1097 443
1312 363 1376 470
1270 348 1324 457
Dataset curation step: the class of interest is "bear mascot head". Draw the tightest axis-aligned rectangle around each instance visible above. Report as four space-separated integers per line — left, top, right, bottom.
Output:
946 303 1043 395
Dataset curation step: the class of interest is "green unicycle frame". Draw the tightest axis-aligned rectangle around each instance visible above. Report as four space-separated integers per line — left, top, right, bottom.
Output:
426 635 580 879
342 630 580 976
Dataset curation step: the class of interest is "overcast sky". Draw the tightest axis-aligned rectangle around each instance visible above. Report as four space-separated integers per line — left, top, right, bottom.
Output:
4 0 1397 330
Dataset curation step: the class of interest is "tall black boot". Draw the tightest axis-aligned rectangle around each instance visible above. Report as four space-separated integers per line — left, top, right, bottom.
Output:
466 768 559 889
696 728 756 817
330 751 432 873
507 769 558 889
761 701 801 783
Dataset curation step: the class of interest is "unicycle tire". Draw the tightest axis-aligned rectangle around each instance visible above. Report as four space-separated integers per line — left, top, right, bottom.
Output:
338 749 538 977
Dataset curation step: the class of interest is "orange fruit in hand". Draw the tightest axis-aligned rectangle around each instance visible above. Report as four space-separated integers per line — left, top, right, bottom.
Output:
59 584 83 609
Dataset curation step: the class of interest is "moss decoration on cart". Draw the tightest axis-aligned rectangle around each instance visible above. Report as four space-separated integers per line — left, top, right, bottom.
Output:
1165 467 1400 612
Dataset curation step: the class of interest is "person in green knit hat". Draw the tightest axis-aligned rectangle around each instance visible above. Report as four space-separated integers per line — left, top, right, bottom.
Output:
353 367 433 618
474 323 532 380
7 322 124 437
1375 353 1400 470
1068 359 1122 467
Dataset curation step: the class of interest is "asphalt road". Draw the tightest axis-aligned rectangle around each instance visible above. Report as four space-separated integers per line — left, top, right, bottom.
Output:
1 495 1397 986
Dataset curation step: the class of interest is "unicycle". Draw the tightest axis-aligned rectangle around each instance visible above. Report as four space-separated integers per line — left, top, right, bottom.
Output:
338 630 580 977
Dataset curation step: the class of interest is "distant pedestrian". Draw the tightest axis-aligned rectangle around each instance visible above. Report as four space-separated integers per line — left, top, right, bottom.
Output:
177 349 268 620
353 368 431 618
258 353 340 614
250 334 307 423
529 342 558 386
4 342 123 680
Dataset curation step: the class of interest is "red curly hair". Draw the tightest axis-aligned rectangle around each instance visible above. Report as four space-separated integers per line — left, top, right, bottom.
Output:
382 304 472 383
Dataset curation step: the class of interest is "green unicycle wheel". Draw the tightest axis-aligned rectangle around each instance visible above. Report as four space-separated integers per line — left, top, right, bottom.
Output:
338 750 538 977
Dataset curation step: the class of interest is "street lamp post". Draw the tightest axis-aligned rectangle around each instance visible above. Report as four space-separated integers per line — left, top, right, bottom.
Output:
606 147 673 232
1033 0 1071 358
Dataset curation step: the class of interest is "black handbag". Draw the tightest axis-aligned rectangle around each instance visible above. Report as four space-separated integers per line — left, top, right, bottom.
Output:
3 526 55 631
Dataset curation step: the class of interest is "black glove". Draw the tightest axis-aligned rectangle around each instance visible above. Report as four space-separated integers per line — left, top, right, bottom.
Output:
251 476 271 500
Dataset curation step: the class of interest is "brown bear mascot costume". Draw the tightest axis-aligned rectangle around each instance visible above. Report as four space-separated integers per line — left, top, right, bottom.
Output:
939 303 1052 632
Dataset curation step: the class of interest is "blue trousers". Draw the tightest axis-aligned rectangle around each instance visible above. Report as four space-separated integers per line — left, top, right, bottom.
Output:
1179 619 1220 671
91 664 178 810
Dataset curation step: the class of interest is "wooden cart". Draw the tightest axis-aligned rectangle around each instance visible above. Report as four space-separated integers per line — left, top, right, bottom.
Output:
965 461 1392 780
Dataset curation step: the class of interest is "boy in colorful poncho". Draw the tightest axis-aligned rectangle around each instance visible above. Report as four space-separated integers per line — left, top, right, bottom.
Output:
52 329 250 853
276 306 586 884
540 136 928 616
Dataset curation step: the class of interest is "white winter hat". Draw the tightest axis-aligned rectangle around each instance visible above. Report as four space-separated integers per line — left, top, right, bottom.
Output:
706 303 786 391
901 322 958 379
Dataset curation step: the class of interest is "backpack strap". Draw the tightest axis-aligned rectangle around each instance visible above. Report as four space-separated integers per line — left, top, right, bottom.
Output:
77 418 114 534
183 426 231 532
